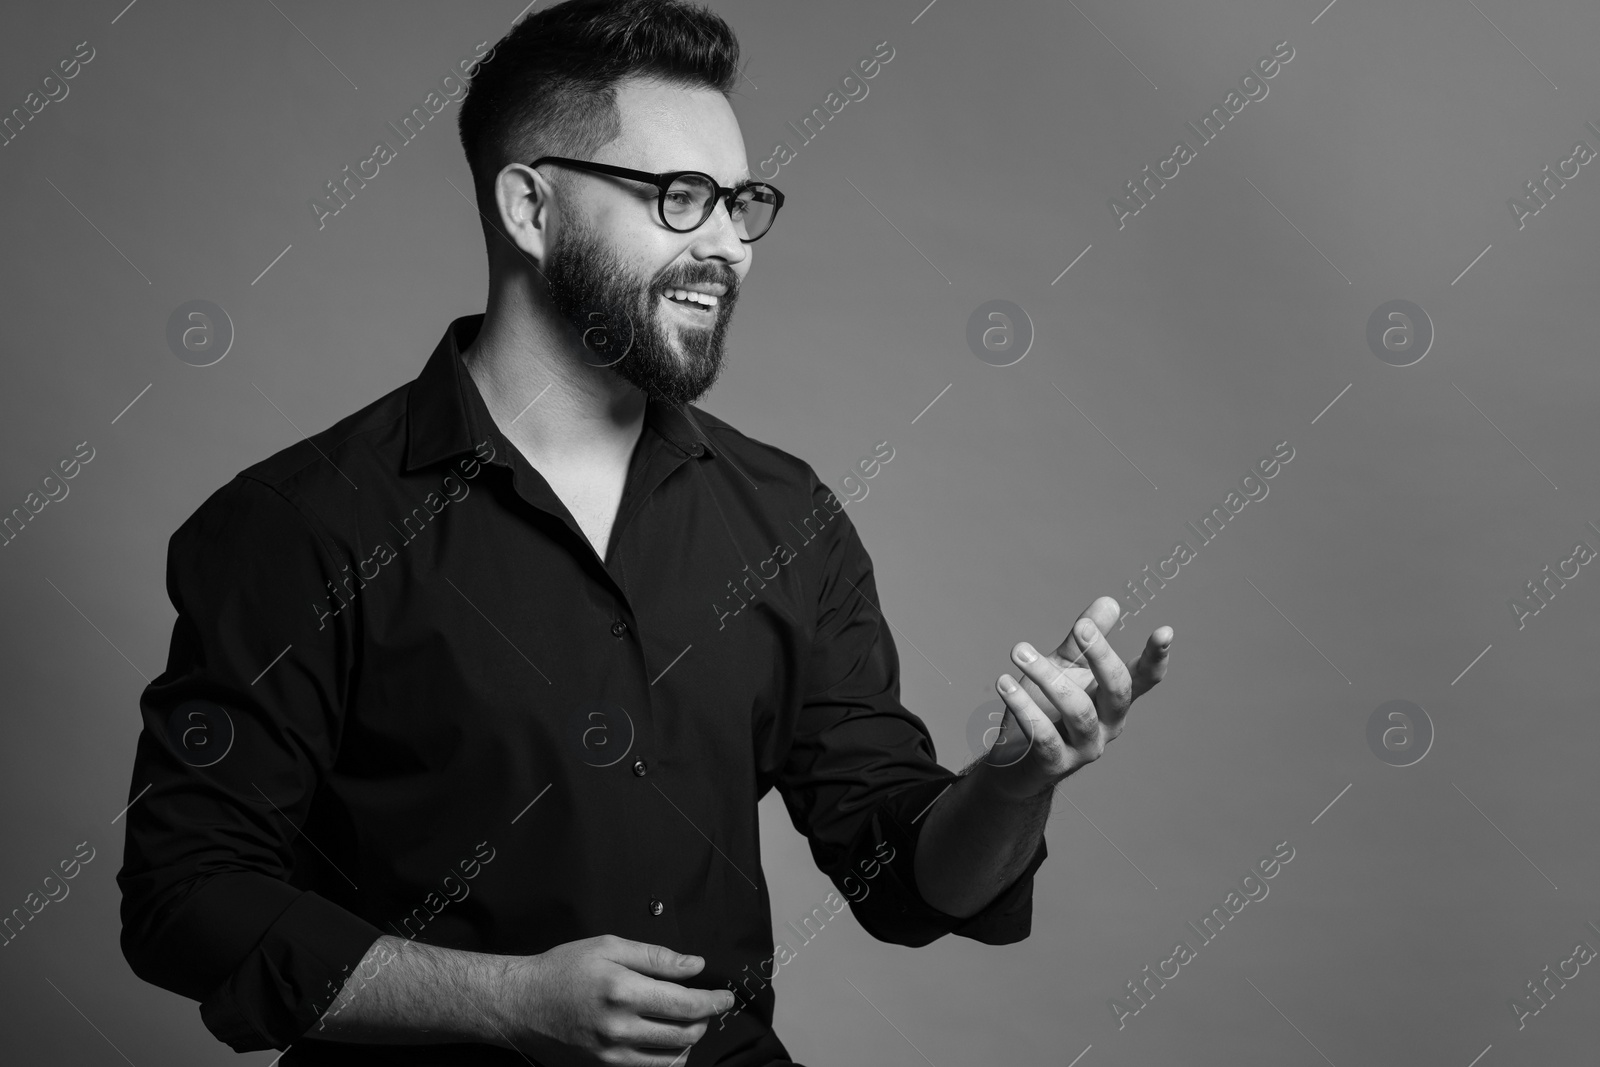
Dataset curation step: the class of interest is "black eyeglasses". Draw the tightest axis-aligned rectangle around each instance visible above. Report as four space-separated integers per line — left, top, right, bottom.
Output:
527 156 785 242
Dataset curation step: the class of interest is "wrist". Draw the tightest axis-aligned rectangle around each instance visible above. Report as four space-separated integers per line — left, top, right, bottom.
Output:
481 952 531 1049
969 755 1057 804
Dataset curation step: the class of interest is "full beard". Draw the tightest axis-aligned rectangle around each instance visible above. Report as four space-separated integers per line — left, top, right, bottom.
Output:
542 215 738 408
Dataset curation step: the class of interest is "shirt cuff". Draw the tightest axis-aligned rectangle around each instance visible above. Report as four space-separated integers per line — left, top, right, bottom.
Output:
838 776 1048 947
198 888 385 1052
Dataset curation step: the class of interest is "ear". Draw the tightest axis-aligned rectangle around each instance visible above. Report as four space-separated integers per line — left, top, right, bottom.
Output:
493 163 555 268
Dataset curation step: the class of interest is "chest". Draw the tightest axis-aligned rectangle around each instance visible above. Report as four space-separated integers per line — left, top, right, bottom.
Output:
541 461 629 561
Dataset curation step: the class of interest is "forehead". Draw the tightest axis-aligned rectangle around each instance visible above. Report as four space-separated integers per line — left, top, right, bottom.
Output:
601 76 750 184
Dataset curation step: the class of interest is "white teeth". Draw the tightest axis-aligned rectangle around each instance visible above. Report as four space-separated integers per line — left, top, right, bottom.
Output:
666 288 718 307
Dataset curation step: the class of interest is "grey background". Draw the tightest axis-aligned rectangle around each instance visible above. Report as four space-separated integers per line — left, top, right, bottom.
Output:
2 0 1597 1063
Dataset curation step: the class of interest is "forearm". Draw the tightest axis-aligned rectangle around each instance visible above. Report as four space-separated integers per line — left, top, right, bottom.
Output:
912 759 1051 918
311 935 517 1047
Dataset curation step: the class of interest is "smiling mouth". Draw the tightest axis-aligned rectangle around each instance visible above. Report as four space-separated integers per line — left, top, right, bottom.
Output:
659 288 720 317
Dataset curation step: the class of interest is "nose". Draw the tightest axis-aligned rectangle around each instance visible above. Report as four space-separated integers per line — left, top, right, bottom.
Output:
690 196 749 267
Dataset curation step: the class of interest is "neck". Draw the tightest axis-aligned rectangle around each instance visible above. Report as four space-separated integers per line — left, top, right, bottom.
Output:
460 278 646 468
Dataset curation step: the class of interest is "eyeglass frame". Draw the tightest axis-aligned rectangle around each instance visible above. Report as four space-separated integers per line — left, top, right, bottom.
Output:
525 156 785 243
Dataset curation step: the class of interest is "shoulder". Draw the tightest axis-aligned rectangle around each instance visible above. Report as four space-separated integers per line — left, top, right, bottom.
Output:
685 403 834 504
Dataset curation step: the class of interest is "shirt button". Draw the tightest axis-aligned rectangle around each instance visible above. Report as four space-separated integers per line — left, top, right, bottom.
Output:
632 759 648 777
610 620 628 637
649 899 665 916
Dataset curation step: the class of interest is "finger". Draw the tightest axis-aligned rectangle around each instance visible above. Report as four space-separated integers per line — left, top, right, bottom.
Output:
625 973 737 1022
1129 626 1174 700
1050 595 1122 669
1070 617 1132 722
613 1014 709 1053
1010 643 1098 745
606 939 710 982
995 673 1073 766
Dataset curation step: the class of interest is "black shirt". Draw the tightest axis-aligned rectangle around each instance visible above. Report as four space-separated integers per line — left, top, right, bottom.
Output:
117 314 1046 1066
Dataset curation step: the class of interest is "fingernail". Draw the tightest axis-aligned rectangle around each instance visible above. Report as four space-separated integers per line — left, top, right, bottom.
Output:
1077 620 1098 642
999 675 1018 693
1014 645 1036 664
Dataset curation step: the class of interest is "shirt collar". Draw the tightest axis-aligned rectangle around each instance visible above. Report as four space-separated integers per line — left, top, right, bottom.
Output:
405 313 717 472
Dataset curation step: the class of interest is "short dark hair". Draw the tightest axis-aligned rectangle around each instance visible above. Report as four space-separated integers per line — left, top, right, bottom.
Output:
457 0 742 226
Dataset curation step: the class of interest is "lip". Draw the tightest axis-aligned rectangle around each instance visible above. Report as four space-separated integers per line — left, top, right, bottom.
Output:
659 291 716 316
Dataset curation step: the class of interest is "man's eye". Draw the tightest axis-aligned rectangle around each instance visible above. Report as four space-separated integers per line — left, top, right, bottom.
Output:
665 192 694 206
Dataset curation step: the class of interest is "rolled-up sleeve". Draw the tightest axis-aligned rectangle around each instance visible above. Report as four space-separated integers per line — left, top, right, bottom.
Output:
777 470 1047 948
116 475 384 1052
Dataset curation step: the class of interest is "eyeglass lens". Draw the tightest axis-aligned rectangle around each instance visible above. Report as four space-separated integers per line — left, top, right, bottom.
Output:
663 175 778 239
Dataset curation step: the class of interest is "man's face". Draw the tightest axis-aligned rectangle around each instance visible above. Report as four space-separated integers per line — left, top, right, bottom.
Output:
540 77 753 408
